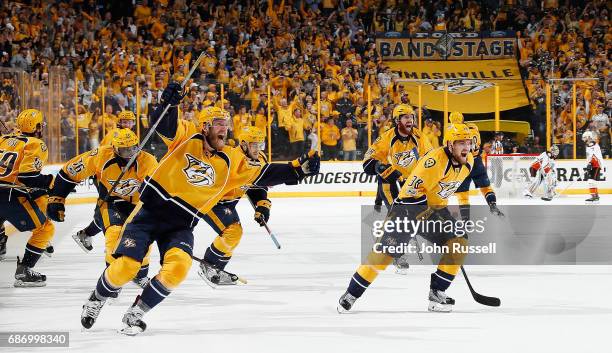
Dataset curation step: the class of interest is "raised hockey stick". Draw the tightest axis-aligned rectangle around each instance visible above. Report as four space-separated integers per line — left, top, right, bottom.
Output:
190 254 248 284
102 51 206 204
247 196 281 249
0 119 10 134
460 266 500 307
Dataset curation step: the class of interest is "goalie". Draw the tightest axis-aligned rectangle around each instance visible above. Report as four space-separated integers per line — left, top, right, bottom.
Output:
523 145 559 201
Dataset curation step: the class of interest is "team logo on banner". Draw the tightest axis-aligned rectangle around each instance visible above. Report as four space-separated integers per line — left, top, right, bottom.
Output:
424 79 494 94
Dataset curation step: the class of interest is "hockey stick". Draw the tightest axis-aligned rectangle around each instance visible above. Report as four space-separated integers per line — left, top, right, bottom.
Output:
247 196 281 249
190 254 248 284
0 119 10 134
102 51 206 204
0 183 47 193
460 266 500 307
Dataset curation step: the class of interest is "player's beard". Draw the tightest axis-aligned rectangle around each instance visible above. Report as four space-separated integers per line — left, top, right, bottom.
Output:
450 142 470 165
397 120 413 136
204 127 226 151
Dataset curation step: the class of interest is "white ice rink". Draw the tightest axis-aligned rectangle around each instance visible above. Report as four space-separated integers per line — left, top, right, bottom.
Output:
1 196 611 353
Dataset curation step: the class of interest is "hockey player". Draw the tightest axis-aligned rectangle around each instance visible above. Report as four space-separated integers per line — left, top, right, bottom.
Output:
446 112 504 219
197 126 274 286
363 104 432 273
73 110 139 251
523 145 559 201
338 124 474 313
0 109 55 287
79 82 320 335
583 131 603 203
47 129 158 288
365 104 433 210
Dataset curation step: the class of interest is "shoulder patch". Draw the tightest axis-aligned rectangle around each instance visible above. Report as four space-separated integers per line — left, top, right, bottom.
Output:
89 148 99 156
40 142 48 152
424 157 436 168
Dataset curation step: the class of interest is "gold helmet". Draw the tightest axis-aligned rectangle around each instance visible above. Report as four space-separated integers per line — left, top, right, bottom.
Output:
239 126 266 144
444 123 472 143
117 110 136 121
198 106 230 129
111 128 139 160
449 111 464 124
111 128 139 148
16 109 44 133
392 104 414 119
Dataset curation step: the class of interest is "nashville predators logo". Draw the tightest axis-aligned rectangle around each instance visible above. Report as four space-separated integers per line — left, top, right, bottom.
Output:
107 178 141 197
423 79 494 95
183 153 215 187
393 150 417 168
437 181 461 199
122 238 136 248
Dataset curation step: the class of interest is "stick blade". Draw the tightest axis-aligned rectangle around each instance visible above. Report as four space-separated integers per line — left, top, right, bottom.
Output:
473 293 501 307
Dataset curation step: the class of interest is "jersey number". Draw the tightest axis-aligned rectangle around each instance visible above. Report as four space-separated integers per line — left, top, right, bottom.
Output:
0 151 18 177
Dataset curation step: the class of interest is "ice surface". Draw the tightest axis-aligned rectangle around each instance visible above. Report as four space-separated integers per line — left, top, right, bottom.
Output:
1 196 611 353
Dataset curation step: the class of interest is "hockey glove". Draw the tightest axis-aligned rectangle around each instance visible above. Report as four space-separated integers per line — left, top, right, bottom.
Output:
489 203 505 217
375 162 402 184
47 196 66 222
584 164 593 180
292 150 320 177
161 82 184 107
254 199 272 226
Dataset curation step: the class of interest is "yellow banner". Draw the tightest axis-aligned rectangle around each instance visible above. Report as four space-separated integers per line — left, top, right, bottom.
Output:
387 59 529 114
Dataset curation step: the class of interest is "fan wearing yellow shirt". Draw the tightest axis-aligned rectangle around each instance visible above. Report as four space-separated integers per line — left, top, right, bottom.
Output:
47 129 158 291
0 109 55 287
338 124 474 314
321 117 341 160
79 82 320 335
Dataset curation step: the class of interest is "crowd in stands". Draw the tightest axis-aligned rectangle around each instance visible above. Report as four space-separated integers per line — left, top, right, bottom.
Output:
0 0 609 161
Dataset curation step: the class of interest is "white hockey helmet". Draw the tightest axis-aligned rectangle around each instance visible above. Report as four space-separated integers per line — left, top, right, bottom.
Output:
582 130 598 143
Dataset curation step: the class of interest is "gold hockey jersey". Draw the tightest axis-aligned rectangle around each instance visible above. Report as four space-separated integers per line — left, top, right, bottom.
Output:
363 126 433 180
398 147 473 207
0 133 50 195
54 145 158 204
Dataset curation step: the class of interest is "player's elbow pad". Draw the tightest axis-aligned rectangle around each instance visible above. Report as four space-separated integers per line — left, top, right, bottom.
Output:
49 170 77 198
18 172 53 190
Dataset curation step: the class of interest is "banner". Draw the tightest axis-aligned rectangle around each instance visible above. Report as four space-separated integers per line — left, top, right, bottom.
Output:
376 31 517 61
43 160 611 200
386 59 529 113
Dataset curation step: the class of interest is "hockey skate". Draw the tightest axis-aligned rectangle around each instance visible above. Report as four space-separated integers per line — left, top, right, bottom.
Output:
197 260 243 288
428 289 455 312
72 230 93 253
337 291 357 313
14 257 46 287
585 195 600 204
132 276 150 289
523 190 533 198
393 254 410 275
541 196 552 201
0 232 7 261
119 296 147 336
81 291 106 329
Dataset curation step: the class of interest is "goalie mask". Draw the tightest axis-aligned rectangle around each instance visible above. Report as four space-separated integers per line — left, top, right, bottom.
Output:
549 145 560 159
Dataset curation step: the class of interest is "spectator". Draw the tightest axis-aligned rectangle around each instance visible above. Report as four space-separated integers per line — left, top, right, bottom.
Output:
321 118 340 161
341 119 358 161
288 107 306 159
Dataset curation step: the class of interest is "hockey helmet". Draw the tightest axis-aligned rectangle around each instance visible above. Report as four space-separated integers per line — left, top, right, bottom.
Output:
448 111 464 124
16 109 44 134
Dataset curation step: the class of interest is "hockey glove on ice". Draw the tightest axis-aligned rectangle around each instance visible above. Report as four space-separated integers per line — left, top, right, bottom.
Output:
47 196 66 222
254 199 272 226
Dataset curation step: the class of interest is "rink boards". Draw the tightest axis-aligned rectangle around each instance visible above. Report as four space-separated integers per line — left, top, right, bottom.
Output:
42 159 610 201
